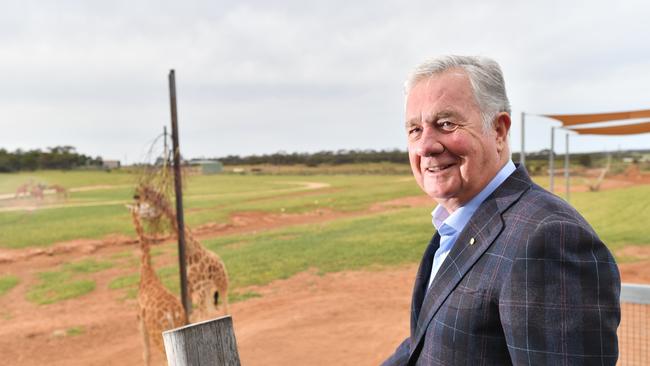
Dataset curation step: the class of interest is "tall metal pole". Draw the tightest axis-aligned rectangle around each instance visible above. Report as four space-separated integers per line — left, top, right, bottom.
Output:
520 112 526 168
168 69 191 318
565 133 570 202
549 126 555 194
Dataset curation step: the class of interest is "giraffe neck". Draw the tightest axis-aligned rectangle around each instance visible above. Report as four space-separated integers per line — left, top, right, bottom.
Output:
131 208 154 271
141 186 202 253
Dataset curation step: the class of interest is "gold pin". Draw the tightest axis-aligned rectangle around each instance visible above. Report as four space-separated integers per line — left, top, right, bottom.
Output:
469 237 475 245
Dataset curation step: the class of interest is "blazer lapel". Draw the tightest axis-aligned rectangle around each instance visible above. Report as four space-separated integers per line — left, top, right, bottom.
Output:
410 233 440 336
408 165 533 361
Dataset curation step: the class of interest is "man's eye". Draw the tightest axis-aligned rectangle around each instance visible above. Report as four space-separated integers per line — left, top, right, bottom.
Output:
408 127 422 135
438 121 457 131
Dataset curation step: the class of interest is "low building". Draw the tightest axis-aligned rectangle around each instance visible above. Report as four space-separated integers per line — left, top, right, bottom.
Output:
102 160 121 170
189 160 223 175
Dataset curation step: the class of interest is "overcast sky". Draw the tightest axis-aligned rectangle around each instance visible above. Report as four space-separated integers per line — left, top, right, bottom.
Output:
2 0 649 164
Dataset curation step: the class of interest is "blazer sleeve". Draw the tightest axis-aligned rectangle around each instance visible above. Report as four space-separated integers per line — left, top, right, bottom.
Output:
381 337 410 366
499 219 621 365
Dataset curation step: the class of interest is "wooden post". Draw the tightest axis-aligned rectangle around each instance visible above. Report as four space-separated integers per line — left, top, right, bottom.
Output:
169 69 191 318
163 316 241 366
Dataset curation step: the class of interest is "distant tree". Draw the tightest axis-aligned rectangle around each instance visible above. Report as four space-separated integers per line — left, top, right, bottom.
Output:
21 150 40 170
214 149 408 166
0 146 103 171
577 154 592 168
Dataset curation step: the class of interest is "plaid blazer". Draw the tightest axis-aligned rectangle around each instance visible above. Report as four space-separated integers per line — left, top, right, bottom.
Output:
383 165 620 365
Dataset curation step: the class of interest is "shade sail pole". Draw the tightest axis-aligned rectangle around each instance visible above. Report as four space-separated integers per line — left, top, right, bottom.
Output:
520 112 526 168
565 133 570 202
549 126 555 194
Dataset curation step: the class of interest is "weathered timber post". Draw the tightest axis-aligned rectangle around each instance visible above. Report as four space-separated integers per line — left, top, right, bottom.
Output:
163 316 241 366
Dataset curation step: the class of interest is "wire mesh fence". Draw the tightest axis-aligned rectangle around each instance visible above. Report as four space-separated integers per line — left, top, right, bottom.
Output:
619 283 650 366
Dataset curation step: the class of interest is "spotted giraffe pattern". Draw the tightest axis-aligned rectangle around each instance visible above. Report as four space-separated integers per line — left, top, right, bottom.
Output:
137 184 229 322
130 204 187 366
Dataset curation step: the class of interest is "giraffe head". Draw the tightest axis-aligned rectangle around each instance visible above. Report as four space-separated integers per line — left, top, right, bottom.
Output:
129 189 162 220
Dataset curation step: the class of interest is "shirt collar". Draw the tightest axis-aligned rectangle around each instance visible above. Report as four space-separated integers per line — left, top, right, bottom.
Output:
432 160 515 234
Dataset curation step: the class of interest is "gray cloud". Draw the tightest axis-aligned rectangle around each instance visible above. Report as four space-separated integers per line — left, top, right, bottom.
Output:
2 0 650 162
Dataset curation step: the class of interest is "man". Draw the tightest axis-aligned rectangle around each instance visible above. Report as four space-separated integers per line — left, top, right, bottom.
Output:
383 56 620 365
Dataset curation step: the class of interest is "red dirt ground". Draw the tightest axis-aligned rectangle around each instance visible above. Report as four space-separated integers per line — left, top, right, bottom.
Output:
1 178 649 365
0 198 422 366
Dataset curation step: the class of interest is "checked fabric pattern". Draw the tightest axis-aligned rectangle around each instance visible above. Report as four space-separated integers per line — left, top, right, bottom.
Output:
383 165 621 366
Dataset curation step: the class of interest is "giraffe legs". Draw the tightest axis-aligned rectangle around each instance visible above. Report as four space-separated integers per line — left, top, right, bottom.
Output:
187 286 229 322
139 313 151 366
219 288 230 315
203 287 229 318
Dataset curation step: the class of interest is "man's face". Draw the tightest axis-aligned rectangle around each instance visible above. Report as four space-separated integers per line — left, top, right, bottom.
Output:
405 70 507 212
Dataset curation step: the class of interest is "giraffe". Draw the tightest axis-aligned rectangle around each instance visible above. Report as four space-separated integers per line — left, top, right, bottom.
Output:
14 182 30 198
136 184 230 322
48 184 68 199
130 202 188 366
30 183 45 200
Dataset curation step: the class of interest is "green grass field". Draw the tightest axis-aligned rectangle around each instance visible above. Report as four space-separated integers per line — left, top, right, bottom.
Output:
0 170 135 193
1 168 649 305
1 169 648 250
0 275 19 296
0 170 421 248
26 258 113 305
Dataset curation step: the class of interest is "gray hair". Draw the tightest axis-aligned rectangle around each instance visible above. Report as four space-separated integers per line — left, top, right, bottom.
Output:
405 55 511 131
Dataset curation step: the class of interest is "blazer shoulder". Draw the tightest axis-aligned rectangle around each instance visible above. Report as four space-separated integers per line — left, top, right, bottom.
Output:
509 183 597 234
503 183 617 269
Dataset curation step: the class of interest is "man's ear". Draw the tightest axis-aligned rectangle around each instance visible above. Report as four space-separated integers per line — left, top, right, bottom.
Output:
494 112 511 152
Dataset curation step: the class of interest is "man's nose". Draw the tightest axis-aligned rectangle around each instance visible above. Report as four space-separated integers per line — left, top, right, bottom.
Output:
415 127 445 157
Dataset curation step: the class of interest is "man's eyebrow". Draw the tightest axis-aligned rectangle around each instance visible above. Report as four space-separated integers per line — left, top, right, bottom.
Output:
430 111 456 121
405 111 457 128
405 117 421 128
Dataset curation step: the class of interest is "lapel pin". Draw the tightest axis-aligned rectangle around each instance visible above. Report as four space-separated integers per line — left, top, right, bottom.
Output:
469 237 475 245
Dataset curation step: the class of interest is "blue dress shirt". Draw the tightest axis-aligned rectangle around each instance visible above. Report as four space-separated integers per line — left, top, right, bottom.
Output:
428 160 516 288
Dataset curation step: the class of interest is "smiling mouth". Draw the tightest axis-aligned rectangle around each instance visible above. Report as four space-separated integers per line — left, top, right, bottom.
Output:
424 164 454 173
